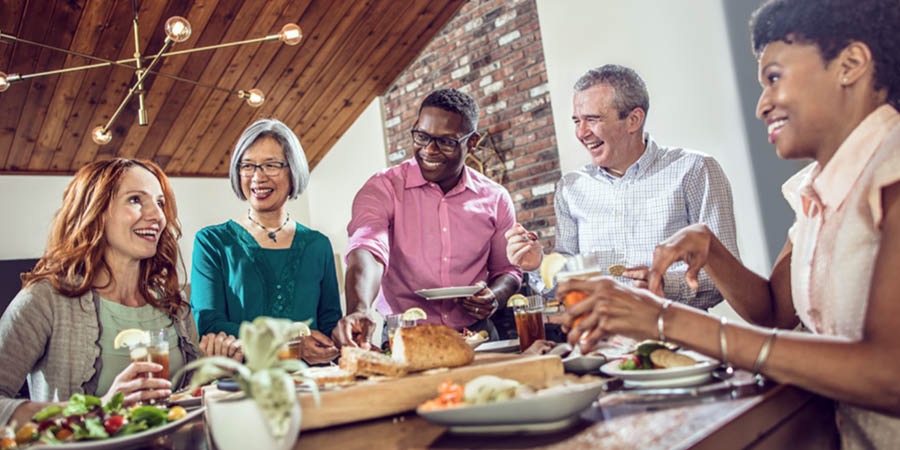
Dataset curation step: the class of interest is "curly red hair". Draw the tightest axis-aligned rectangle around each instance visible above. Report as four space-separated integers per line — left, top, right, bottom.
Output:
22 158 186 317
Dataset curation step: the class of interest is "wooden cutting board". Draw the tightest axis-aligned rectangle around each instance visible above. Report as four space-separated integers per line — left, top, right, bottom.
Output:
298 353 563 430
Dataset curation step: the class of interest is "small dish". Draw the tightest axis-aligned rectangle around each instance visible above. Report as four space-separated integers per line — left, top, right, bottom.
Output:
600 350 719 388
415 286 482 300
562 354 607 374
417 380 606 426
473 339 519 353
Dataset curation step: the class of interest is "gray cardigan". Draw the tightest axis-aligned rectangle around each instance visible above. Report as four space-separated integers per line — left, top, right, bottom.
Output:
0 280 199 425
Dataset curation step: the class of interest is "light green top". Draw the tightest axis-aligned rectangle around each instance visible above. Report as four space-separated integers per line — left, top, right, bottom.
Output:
96 298 185 395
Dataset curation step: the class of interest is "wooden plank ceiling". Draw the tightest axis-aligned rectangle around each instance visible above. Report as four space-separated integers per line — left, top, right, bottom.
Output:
0 0 466 176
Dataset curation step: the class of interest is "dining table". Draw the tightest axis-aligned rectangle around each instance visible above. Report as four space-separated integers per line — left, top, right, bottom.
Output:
148 368 839 450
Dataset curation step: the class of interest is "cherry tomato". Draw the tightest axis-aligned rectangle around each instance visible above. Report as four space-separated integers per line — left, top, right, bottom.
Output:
54 428 73 441
14 423 38 444
103 415 127 435
167 406 187 422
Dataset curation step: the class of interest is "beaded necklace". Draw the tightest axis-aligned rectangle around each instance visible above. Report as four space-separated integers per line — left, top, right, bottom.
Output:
247 210 290 243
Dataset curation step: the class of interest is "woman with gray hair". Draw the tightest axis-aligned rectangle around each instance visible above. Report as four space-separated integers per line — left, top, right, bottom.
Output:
190 118 342 364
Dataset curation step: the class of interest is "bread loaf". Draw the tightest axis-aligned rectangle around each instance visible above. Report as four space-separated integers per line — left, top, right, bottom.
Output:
391 324 475 372
339 346 408 378
304 365 358 387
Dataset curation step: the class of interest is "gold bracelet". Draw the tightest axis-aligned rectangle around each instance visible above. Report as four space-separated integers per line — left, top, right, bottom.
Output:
719 316 730 369
657 299 673 342
753 328 779 376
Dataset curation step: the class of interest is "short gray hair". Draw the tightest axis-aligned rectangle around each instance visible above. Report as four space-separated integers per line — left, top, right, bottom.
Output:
574 65 650 120
229 119 310 200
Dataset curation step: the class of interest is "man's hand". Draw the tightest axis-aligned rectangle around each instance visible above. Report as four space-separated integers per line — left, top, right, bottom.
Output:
504 223 543 271
458 282 499 320
331 312 377 350
301 330 340 364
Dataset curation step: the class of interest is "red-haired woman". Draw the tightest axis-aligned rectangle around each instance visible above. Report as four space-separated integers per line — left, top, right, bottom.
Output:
0 159 200 426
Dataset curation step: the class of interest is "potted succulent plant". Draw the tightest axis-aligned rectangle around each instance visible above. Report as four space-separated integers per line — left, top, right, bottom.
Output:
176 316 319 450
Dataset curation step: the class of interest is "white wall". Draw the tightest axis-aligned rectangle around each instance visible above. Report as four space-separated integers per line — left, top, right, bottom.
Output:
535 0 769 276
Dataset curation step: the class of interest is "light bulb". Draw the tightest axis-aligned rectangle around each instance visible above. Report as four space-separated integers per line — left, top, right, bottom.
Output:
91 126 112 145
165 16 192 43
240 89 265 107
278 24 303 46
0 72 9 92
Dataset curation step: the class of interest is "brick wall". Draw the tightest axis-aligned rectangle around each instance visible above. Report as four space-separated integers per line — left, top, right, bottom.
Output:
381 0 561 248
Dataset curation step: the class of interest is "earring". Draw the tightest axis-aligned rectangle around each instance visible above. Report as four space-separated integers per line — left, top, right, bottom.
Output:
842 76 849 84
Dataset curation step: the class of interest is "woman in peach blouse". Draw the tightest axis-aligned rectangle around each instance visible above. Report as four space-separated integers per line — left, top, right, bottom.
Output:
560 0 900 448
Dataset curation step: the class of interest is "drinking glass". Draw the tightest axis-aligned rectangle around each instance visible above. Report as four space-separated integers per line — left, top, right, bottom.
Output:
148 328 170 380
278 339 303 360
513 295 546 352
385 314 417 350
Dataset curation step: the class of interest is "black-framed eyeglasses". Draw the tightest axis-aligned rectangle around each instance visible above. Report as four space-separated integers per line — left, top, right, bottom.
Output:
410 129 475 153
238 161 289 177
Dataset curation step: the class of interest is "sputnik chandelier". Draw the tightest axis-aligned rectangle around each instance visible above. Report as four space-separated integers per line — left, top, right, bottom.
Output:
0 2 303 145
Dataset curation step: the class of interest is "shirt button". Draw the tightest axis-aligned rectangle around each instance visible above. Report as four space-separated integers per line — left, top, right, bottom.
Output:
276 284 282 289
442 227 448 232
277 295 283 299
443 257 448 262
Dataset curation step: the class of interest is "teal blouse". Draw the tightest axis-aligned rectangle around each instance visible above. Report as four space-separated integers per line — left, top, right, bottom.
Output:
190 220 342 337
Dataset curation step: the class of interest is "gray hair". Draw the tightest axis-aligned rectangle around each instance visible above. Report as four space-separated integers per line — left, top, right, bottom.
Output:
228 119 310 200
574 65 650 120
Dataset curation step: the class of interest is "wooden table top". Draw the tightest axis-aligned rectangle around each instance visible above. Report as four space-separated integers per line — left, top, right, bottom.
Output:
152 370 839 450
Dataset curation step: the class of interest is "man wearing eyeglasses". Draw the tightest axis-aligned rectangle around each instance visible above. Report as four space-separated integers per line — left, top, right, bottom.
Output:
505 65 739 310
333 88 522 350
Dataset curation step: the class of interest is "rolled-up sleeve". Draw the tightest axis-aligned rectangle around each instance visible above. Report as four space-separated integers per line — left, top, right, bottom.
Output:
346 174 394 270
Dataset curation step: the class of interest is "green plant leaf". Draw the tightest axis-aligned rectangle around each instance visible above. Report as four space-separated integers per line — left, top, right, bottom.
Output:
248 369 297 439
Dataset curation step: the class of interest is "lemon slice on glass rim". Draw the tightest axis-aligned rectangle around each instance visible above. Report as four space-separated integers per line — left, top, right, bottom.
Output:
113 328 149 349
289 322 312 339
401 307 427 321
507 294 529 308
540 252 568 288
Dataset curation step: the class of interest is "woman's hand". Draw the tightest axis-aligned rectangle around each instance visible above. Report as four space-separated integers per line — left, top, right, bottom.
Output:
331 312 377 350
300 330 340 364
102 361 171 406
648 224 715 296
504 224 543 271
558 277 664 352
200 332 243 362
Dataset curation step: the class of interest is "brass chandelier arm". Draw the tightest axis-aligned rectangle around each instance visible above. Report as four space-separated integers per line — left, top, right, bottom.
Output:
101 38 175 133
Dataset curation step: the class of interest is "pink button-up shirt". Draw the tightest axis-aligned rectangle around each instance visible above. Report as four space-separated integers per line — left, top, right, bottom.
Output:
347 159 522 329
782 105 900 449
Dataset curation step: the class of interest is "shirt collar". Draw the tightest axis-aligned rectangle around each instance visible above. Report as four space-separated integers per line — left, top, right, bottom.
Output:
591 131 657 181
810 104 900 213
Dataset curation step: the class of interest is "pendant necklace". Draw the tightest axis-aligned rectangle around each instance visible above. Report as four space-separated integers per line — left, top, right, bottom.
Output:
247 210 290 243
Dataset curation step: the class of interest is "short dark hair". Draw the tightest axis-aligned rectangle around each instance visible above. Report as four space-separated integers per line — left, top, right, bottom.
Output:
574 65 650 120
418 88 479 133
750 0 900 109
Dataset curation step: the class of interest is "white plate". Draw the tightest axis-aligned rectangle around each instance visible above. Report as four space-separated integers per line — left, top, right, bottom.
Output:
465 334 489 349
29 407 205 450
473 338 520 353
415 286 482 300
417 380 606 426
169 394 202 410
600 350 719 388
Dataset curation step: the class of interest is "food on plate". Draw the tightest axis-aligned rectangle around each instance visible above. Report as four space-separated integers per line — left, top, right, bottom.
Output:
540 252 568 288
392 324 475 372
169 386 203 403
0 392 184 446
401 307 428 321
339 346 408 378
649 349 697 368
607 264 626 277
620 340 695 370
418 374 601 411
461 328 489 348
303 365 358 387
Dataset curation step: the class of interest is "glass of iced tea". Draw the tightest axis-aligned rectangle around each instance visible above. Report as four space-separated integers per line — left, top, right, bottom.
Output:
513 295 546 352
147 329 170 380
278 339 303 360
